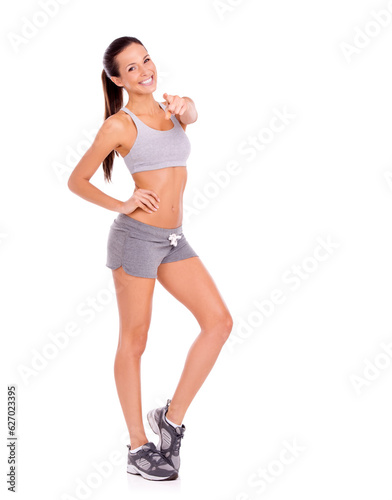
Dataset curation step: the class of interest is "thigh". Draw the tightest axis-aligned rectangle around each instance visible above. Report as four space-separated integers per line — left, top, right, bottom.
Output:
112 265 156 336
156 256 232 330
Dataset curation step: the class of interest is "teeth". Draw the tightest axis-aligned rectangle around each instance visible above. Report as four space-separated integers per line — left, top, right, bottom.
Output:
140 76 153 84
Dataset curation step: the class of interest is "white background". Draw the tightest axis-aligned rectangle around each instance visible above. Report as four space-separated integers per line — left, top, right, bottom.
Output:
2 0 392 498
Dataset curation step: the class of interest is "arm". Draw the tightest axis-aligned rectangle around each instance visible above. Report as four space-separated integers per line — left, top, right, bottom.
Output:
67 116 160 215
67 116 125 213
176 96 198 125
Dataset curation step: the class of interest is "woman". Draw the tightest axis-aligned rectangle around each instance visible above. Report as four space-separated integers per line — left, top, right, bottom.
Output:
67 36 233 481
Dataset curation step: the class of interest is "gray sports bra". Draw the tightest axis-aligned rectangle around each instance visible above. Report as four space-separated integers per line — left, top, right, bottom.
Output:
120 101 191 174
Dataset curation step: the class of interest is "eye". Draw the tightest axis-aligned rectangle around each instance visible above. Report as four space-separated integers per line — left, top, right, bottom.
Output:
128 58 150 71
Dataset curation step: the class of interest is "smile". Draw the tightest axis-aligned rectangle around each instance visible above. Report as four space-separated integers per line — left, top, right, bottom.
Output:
139 75 154 86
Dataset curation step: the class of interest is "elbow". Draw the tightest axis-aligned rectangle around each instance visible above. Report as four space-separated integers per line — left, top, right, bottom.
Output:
67 176 76 192
67 175 84 193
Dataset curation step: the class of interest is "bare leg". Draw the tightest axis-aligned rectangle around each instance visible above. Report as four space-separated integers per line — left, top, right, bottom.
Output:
112 266 156 449
156 256 233 424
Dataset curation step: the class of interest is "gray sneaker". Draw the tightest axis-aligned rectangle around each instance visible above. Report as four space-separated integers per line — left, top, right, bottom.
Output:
126 441 178 481
147 399 186 472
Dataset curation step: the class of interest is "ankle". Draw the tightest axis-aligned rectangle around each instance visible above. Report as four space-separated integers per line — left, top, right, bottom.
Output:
165 408 184 426
129 437 149 450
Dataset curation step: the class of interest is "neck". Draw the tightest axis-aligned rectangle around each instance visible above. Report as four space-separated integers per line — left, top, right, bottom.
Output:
125 94 159 115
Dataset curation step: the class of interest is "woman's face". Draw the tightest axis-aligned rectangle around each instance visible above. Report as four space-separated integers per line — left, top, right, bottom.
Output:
112 43 157 93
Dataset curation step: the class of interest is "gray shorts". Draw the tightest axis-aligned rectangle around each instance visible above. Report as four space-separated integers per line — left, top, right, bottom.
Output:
106 213 199 278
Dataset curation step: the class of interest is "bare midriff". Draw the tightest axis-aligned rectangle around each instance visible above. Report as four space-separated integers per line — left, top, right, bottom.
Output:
125 166 187 229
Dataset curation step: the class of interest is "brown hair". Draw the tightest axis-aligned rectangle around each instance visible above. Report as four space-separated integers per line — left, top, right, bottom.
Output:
101 36 146 182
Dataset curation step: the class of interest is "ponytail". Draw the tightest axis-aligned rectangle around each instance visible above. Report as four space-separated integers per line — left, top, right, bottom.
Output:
101 36 145 183
101 69 123 183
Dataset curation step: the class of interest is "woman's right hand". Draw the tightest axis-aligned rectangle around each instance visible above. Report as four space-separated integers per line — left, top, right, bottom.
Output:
121 187 160 215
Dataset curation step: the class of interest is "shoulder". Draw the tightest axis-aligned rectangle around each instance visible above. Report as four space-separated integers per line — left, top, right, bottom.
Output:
103 109 129 130
102 109 136 137
96 110 136 151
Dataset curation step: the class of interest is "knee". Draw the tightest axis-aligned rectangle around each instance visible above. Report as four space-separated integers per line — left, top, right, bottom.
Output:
117 325 149 357
204 311 233 343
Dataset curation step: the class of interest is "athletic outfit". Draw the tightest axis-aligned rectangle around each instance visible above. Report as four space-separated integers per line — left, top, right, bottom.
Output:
107 102 192 480
106 101 198 279
121 101 191 173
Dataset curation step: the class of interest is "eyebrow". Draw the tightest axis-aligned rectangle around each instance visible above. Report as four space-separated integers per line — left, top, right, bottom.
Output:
126 55 149 68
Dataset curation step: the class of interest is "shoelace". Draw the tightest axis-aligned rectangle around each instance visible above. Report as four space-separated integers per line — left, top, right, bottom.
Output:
139 447 169 464
165 399 185 455
171 429 185 455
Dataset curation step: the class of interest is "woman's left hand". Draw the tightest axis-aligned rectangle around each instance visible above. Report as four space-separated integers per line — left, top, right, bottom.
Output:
162 93 188 120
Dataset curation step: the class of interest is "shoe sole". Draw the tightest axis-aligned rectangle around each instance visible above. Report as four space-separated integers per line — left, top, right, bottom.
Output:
127 464 178 481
